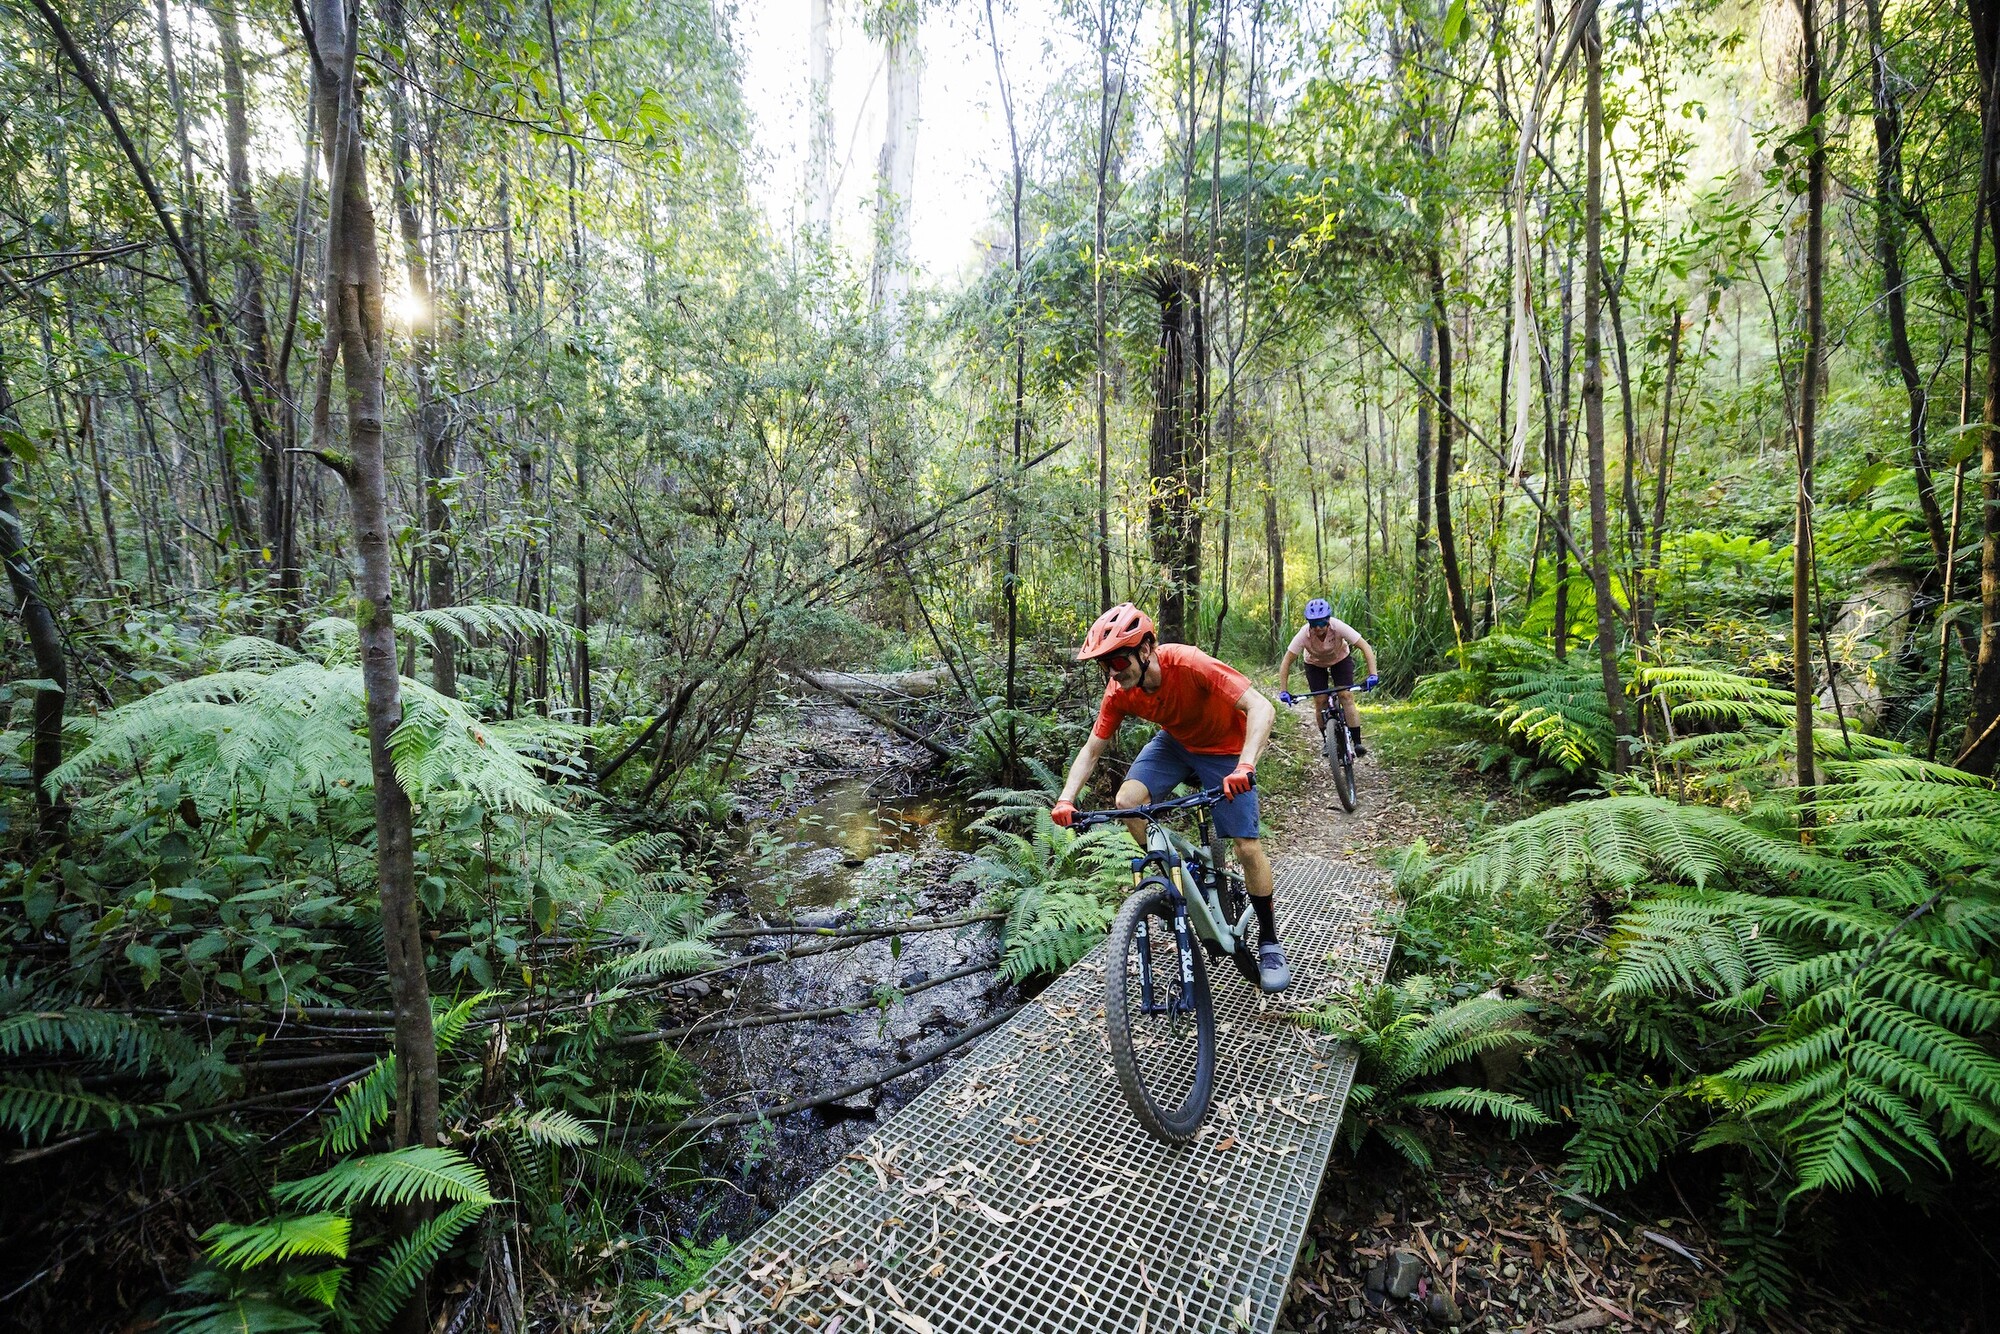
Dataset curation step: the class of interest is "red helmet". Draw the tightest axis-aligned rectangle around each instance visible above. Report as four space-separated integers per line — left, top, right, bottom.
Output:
1077 603 1156 660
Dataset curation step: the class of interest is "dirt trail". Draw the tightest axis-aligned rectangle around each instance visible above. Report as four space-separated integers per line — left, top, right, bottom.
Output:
1260 702 1430 866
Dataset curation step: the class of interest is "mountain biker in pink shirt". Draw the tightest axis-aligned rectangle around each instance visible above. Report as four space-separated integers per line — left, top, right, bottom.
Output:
1275 598 1379 757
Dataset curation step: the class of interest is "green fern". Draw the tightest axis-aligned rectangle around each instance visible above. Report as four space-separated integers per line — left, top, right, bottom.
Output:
274 1147 497 1212
343 1200 485 1334
203 1215 352 1270
955 809 1130 980
1299 978 1551 1166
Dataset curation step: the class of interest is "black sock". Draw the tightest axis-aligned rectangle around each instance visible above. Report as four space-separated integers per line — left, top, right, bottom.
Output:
1352 726 1364 750
1251 894 1279 948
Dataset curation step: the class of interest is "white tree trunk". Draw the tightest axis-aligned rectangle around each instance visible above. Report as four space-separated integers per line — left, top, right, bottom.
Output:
869 9 921 331
808 0 834 240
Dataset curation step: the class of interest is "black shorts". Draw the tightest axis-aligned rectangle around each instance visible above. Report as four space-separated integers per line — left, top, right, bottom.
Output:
1304 658 1355 699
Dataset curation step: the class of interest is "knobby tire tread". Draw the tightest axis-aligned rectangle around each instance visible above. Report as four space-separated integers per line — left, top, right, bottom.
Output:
1105 880 1215 1144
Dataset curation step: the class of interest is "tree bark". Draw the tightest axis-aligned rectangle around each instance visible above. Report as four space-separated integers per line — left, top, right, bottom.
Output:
307 0 439 1159
1863 0 1951 570
0 345 69 840
1583 7 1631 773
1963 0 2000 775
1793 0 1827 793
383 0 457 697
985 0 1025 778
206 0 286 582
1414 315 1435 574
1430 254 1473 642
1148 267 1207 643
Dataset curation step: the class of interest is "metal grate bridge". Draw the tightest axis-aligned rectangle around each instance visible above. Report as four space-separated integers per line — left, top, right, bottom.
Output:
665 856 1394 1334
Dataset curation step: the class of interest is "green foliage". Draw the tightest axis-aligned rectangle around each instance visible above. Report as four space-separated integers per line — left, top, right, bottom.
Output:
1298 977 1550 1168
203 1215 352 1270
274 1147 499 1212
956 806 1132 980
52 624 589 822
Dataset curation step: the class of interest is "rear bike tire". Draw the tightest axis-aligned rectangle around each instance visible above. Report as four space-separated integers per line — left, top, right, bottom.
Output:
1105 880 1216 1144
1326 720 1357 812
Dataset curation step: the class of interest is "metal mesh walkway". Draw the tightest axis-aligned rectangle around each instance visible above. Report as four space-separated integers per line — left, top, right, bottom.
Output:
667 856 1394 1334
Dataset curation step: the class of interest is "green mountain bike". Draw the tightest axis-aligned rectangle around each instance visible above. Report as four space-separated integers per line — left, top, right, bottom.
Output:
1071 786 1258 1143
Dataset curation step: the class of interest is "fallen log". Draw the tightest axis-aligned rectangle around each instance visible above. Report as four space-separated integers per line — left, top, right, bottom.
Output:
783 667 957 762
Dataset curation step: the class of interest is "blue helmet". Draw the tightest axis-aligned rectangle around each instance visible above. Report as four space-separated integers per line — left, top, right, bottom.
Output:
1305 598 1331 622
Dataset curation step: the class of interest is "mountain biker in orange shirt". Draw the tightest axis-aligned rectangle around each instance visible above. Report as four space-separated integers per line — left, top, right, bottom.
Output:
1048 603 1291 992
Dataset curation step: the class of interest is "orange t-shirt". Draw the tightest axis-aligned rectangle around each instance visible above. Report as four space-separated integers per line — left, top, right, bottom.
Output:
1092 644 1251 755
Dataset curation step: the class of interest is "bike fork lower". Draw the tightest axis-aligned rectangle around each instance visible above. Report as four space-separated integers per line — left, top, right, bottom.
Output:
1136 904 1197 1016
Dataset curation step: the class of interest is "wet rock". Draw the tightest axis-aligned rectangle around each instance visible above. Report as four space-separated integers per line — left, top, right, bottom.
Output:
672 978 712 998
1346 1295 1365 1319
1425 1290 1460 1324
1384 1251 1423 1300
1364 1260 1388 1293
823 1090 879 1121
900 969 930 988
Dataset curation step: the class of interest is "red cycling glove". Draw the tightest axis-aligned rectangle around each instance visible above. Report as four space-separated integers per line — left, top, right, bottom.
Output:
1222 763 1255 799
1050 798 1077 827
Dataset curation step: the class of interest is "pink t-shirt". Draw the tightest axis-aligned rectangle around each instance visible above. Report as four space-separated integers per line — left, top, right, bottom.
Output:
1287 619 1363 668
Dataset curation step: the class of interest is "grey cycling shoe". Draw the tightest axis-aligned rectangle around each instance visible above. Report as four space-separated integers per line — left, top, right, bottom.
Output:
1257 941 1292 993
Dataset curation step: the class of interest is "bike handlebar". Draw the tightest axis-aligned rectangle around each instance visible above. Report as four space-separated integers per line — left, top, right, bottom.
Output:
1068 783 1240 828
1294 683 1375 698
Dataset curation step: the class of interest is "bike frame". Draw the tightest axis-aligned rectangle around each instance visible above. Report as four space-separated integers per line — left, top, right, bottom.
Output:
1074 791 1254 1011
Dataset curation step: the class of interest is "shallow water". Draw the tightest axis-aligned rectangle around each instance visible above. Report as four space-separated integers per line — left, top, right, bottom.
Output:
740 776 975 913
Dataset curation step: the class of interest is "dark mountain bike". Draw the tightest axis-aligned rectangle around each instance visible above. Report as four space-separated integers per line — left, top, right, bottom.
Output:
1070 786 1258 1143
1301 683 1374 813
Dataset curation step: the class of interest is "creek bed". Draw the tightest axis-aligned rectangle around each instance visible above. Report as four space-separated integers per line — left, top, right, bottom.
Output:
652 702 1014 1249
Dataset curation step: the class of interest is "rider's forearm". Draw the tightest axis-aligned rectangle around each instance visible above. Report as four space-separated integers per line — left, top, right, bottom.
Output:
1237 693 1276 769
1058 736 1105 803
1363 643 1379 677
1276 651 1295 692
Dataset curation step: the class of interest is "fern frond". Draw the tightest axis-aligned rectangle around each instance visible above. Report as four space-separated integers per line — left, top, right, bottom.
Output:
345 1200 486 1334
202 1214 351 1269
274 1147 497 1212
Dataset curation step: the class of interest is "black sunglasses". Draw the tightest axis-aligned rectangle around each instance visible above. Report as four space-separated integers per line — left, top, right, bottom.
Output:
1308 617 1330 628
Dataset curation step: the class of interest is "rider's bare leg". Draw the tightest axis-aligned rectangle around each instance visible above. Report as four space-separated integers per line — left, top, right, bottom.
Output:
1233 836 1274 898
1114 777 1154 849
1338 688 1361 726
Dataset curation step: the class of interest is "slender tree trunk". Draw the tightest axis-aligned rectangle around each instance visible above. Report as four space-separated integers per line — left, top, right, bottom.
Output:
1963 0 2000 774
1793 0 1826 793
307 0 439 1173
1149 268 1206 644
207 0 286 580
985 0 1025 778
384 0 457 696
1583 7 1631 773
0 346 69 840
1431 255 1473 642
1864 0 1951 572
1094 5 1124 609
1263 426 1283 656
1637 309 1683 646
1414 316 1435 574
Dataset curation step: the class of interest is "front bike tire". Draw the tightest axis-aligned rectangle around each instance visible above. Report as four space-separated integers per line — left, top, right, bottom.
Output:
1326 721 1357 812
1105 880 1216 1144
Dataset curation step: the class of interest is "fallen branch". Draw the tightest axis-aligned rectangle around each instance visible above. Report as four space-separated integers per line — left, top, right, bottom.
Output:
634 1004 1022 1137
782 667 958 762
609 958 998 1049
